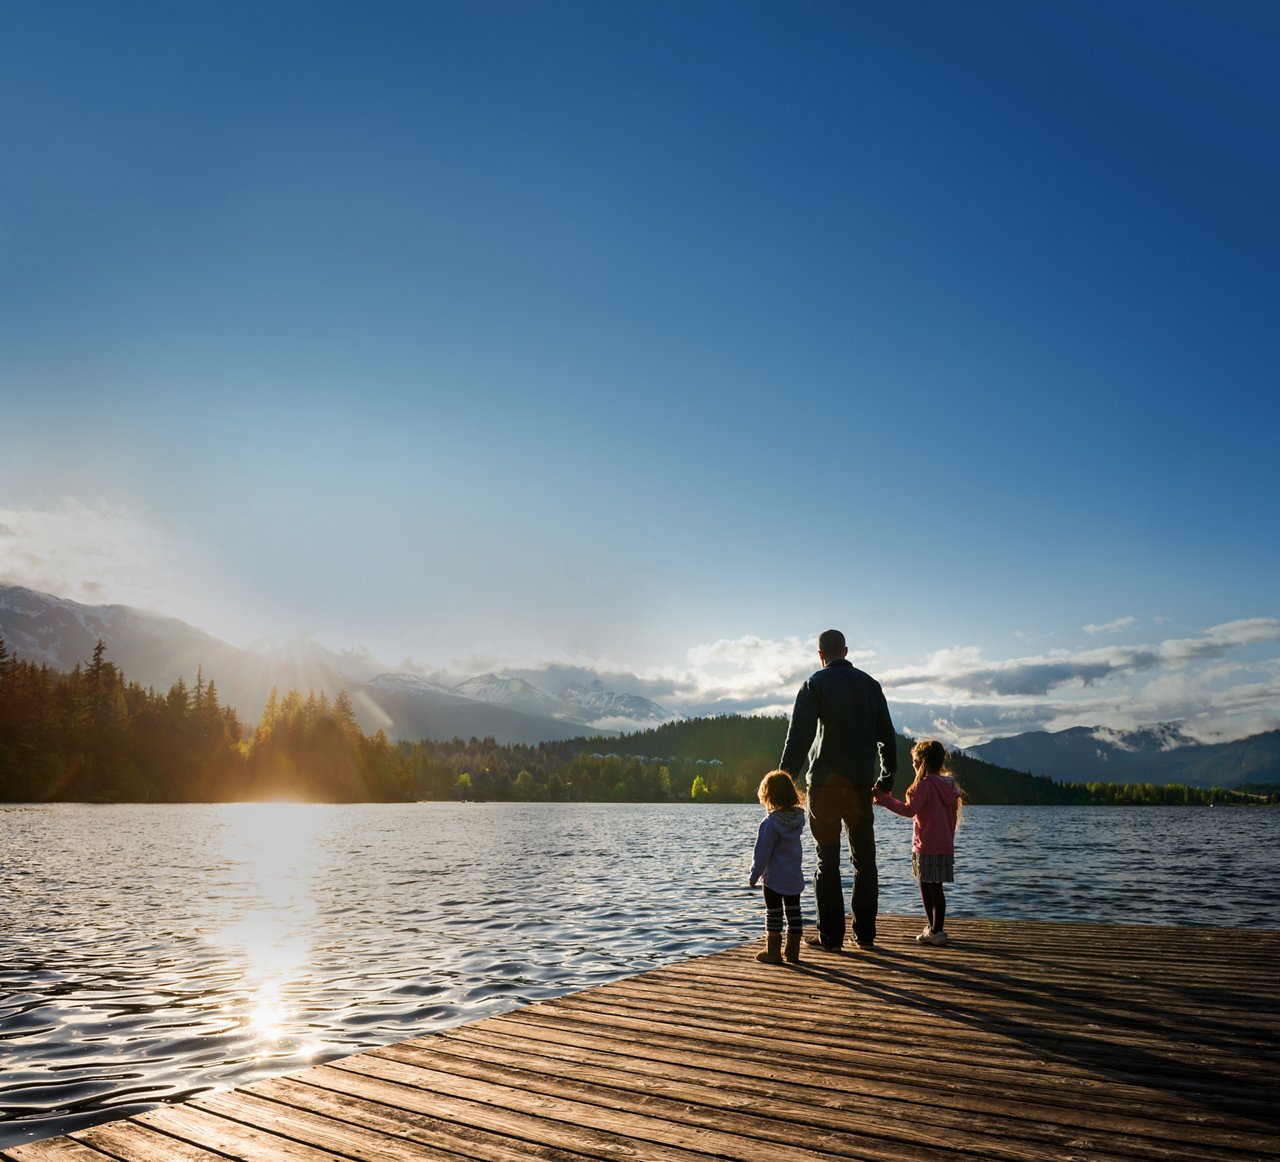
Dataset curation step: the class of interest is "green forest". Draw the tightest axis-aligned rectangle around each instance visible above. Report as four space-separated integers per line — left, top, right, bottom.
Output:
0 639 1273 806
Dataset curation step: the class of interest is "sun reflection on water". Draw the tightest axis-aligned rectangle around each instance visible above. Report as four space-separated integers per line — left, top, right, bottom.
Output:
212 802 332 1061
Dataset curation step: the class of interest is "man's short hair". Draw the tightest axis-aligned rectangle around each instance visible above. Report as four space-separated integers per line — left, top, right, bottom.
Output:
818 629 847 656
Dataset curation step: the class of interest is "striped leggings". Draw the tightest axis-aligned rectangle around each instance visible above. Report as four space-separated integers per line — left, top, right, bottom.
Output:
762 886 802 933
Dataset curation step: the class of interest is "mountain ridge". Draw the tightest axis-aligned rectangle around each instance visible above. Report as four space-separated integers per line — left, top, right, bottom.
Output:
969 723 1280 789
0 585 633 745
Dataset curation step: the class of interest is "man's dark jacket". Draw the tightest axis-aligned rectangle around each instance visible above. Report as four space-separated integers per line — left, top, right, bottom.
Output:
779 658 897 792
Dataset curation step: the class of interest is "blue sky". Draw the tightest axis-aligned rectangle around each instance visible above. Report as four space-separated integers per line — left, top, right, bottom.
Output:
2 0 1278 745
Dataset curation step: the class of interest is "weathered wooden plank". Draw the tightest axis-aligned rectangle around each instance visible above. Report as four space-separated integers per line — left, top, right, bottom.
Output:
129 1103 344 1161
413 1024 1172 1162
72 1120 229 1162
526 984 1279 1127
580 971 1280 1075
515 993 1148 1096
492 1010 1277 1158
670 945 1280 1019
243 1074 595 1162
298 1061 714 1162
2 1142 112 1162
501 962 1280 1141
439 1016 1270 1162
333 1049 855 1162
367 1038 961 1162
191 1089 468 1161
477 1005 1274 1140
549 970 1277 1072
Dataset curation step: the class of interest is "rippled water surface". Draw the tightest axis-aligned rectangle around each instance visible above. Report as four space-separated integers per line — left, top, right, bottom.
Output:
3 801 1277 1147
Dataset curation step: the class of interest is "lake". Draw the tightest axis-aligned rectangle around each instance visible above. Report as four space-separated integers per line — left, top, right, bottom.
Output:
2 801 1277 1148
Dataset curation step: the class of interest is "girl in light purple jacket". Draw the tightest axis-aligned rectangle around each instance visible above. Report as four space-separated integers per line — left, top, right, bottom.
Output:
874 739 963 946
748 769 808 964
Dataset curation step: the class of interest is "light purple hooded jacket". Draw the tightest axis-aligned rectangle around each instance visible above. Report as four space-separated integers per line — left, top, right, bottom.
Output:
749 806 807 896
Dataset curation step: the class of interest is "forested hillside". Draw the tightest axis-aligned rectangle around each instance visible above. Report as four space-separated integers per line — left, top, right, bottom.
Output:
598 716 1079 804
0 638 405 802
592 717 1272 806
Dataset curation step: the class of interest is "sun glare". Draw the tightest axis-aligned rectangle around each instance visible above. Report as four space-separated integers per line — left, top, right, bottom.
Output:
212 802 332 1060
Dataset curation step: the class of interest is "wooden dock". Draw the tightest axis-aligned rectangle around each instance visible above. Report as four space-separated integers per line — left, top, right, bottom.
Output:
5 914 1278 1161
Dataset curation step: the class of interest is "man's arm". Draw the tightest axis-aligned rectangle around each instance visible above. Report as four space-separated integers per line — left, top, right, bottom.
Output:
779 683 818 782
874 682 897 789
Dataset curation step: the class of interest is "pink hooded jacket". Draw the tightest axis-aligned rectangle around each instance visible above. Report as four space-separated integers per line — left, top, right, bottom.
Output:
874 774 960 855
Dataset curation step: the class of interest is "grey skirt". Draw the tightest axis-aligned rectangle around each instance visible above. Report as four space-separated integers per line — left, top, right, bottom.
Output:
912 853 955 883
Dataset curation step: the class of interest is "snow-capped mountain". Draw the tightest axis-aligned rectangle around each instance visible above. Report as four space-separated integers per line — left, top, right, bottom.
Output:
559 684 670 725
453 674 568 717
452 669 672 727
969 722 1280 789
970 723 1209 783
512 665 671 723
359 672 593 744
364 671 457 698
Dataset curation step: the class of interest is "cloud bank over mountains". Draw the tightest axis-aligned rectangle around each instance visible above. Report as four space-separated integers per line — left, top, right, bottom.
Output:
880 620 1280 746
1 501 1276 748
502 621 1280 748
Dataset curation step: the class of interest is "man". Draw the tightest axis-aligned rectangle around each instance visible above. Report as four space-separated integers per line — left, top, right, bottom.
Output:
779 628 897 951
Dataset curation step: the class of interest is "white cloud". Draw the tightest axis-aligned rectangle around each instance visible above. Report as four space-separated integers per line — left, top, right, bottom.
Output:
1084 615 1137 634
880 621 1280 748
883 620 1280 702
1158 619 1280 662
0 500 187 613
510 634 830 719
680 634 815 697
651 632 886 712
498 621 1280 748
410 634 825 723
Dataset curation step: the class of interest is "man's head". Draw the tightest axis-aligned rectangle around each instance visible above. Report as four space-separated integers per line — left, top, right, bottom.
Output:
817 628 847 664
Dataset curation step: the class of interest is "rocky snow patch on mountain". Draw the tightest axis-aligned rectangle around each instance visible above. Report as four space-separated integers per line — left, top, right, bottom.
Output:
449 671 672 728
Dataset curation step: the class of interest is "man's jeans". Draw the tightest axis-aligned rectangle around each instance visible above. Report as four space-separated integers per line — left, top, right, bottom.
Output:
808 775 878 947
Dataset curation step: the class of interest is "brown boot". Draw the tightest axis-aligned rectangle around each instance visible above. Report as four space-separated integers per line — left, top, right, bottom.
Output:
784 930 801 963
755 932 783 964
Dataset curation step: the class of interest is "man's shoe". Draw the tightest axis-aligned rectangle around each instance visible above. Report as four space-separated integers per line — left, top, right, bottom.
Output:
853 941 876 951
805 935 842 952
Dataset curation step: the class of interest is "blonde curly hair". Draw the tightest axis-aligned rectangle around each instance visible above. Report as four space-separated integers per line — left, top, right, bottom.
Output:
757 769 805 812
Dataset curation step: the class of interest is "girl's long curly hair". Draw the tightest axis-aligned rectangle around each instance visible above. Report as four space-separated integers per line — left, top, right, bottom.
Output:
909 739 965 824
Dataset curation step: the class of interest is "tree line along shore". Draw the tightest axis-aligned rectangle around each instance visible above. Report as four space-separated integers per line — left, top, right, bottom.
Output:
0 639 1274 806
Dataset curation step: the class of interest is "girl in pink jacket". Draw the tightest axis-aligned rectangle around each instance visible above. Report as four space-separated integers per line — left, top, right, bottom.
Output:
873 739 963 946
